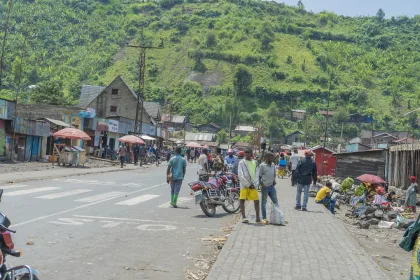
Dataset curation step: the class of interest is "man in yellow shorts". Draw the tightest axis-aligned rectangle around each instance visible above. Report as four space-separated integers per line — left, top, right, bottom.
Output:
238 148 261 224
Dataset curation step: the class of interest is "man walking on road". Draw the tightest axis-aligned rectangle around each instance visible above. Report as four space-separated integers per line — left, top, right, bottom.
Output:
258 152 278 223
118 144 127 168
167 146 187 208
197 148 210 182
139 144 146 166
294 150 317 211
290 149 300 186
190 148 196 163
238 148 261 224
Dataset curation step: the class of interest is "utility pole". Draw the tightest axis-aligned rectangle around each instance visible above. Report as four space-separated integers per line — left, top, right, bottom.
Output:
322 70 333 176
0 0 13 89
10 37 26 161
127 35 163 136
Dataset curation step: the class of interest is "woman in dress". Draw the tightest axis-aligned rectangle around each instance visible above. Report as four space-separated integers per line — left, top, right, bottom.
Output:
405 176 418 213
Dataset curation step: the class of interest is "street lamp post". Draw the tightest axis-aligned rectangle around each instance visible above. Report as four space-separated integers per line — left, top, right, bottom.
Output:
127 37 163 136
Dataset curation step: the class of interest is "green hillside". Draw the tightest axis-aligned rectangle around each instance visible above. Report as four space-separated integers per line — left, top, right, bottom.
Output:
1 0 419 141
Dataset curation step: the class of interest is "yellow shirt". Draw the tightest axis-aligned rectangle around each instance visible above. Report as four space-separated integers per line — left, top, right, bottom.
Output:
315 187 331 201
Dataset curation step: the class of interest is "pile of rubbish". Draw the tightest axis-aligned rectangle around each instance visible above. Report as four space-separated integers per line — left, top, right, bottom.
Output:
317 176 417 230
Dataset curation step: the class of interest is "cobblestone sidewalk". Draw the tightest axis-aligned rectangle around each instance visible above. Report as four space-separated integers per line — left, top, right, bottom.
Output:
207 179 392 280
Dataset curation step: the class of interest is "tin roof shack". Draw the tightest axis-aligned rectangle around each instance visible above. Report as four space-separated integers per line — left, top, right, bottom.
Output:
334 150 386 181
388 143 420 189
311 146 336 176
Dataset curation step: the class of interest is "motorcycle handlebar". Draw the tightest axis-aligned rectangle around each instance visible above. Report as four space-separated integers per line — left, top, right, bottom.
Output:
0 224 16 233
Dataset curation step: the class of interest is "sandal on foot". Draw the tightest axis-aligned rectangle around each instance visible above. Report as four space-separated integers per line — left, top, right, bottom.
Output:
242 218 249 223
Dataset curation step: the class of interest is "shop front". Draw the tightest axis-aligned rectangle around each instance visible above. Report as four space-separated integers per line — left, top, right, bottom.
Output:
6 118 50 161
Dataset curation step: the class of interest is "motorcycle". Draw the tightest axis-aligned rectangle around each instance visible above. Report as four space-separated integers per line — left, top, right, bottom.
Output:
0 190 39 280
189 173 240 217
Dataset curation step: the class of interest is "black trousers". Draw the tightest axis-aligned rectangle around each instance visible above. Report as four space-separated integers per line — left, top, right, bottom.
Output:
134 154 139 165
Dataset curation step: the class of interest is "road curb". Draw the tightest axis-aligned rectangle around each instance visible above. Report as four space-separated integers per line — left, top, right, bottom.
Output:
0 165 154 185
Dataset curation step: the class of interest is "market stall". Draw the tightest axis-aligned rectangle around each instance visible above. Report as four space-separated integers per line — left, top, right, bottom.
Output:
53 128 91 167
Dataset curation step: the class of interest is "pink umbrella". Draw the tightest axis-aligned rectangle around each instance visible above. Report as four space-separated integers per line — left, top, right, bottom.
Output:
53 128 91 140
118 135 145 145
356 174 386 184
186 142 202 148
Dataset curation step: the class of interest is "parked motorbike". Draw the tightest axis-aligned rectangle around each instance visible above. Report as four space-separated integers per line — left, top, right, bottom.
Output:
189 173 240 217
0 190 39 280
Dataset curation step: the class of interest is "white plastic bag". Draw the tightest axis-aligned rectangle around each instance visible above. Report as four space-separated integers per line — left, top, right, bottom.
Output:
270 203 285 225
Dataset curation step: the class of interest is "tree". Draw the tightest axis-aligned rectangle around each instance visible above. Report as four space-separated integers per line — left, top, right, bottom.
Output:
29 80 70 105
297 0 304 10
216 129 228 143
333 108 350 123
261 35 273 52
286 56 293 64
233 64 252 95
206 31 217 47
264 102 285 142
376 9 385 21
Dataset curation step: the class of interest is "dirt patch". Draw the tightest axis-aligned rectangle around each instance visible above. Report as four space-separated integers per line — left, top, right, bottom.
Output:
336 204 411 280
187 71 222 91
185 214 240 280
0 157 113 174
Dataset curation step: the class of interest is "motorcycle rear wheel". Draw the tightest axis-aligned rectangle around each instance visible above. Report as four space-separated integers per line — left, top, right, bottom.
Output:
222 191 240 213
200 200 216 217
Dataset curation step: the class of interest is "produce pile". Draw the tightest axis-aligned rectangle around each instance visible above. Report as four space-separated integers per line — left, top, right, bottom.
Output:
317 176 417 230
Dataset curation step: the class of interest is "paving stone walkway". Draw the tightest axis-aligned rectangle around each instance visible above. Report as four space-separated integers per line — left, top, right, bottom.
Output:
207 179 392 280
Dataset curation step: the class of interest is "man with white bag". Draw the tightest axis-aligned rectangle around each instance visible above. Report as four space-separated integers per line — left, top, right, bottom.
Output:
258 152 285 225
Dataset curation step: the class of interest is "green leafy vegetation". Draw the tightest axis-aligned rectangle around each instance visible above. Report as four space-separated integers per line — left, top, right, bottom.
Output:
341 177 354 192
1 0 419 140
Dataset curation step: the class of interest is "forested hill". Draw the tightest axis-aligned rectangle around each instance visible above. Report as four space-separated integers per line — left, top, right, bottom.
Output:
0 0 419 140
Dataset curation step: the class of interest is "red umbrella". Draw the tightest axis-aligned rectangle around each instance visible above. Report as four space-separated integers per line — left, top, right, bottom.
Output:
53 128 91 140
356 174 386 184
118 135 145 145
186 142 202 148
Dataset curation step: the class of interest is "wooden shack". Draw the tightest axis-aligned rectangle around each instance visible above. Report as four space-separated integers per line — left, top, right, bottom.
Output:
388 143 420 189
334 150 386 180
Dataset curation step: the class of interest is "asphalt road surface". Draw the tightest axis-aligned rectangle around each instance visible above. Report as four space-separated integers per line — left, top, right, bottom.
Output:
1 163 235 279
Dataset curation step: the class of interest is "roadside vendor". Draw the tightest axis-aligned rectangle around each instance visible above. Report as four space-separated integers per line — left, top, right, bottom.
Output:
405 176 418 213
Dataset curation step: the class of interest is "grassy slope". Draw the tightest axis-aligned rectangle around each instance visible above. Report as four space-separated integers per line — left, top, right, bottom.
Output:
1 0 419 132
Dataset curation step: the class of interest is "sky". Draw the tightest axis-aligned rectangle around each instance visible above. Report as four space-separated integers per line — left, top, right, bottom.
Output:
279 0 420 17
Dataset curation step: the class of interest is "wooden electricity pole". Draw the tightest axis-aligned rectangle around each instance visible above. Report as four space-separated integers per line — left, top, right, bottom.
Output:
127 36 163 135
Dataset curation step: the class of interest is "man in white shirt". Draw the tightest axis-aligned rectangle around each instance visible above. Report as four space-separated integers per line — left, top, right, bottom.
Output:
197 148 209 182
290 149 301 186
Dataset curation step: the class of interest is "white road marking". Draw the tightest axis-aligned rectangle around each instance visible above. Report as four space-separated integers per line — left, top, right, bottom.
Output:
75 191 127 203
158 197 193 208
36 189 92 199
49 218 93 225
137 224 177 231
4 187 59 196
73 215 180 224
99 221 122 228
120 183 143 187
11 183 167 228
0 184 29 190
116 194 160 206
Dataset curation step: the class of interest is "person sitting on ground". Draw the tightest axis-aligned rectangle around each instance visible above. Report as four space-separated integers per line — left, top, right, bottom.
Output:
386 191 396 203
315 182 336 215
373 186 385 206
405 176 418 213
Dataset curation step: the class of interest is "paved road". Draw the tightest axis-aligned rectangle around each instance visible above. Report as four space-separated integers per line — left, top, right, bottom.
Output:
1 163 235 279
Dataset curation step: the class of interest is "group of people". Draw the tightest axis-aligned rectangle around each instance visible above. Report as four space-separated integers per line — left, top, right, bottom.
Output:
117 143 160 168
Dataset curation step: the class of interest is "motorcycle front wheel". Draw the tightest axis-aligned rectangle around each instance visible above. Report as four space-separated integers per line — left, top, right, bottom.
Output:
200 199 216 217
222 191 240 213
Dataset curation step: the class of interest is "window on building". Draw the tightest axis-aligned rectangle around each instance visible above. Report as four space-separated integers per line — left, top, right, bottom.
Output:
111 89 120 98
110 106 118 113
